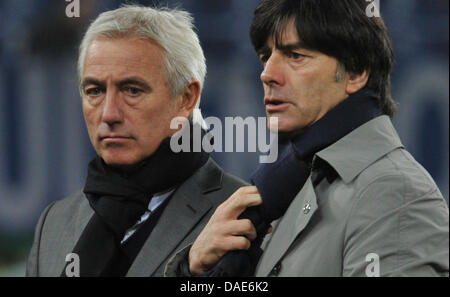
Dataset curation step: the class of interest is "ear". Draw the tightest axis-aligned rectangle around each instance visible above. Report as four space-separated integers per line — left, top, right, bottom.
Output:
177 80 201 118
345 70 369 94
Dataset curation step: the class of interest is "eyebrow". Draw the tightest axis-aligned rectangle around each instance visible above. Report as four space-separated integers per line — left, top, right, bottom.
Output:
81 76 152 92
276 42 304 52
81 77 103 90
257 41 305 56
116 77 151 92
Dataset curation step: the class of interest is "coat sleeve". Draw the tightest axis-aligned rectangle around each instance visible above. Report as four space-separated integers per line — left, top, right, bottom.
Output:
342 174 449 277
26 202 56 277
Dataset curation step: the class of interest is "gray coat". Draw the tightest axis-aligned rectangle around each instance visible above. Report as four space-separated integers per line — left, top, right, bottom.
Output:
166 116 449 277
26 158 248 277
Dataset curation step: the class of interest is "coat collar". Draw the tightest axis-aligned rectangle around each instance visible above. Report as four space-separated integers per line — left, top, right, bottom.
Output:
124 158 223 276
256 116 404 276
316 115 404 184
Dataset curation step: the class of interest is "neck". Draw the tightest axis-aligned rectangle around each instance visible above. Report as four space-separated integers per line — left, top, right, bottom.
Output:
288 87 383 158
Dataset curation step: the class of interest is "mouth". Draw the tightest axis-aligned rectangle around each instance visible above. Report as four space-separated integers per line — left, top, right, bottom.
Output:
264 98 291 112
99 135 133 142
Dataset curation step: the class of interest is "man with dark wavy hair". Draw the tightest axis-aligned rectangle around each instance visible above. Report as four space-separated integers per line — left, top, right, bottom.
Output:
166 0 449 277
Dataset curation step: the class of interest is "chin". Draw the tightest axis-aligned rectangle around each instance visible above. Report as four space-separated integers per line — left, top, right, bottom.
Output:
104 160 135 168
101 153 141 168
270 119 297 134
269 120 306 140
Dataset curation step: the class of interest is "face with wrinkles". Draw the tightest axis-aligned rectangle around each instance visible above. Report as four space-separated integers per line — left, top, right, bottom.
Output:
81 38 190 167
259 20 350 133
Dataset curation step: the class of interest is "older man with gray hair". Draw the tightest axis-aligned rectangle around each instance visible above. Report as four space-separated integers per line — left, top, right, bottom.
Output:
26 5 248 277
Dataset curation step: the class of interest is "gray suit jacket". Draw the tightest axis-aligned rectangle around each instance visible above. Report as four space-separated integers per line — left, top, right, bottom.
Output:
26 158 248 277
166 116 449 277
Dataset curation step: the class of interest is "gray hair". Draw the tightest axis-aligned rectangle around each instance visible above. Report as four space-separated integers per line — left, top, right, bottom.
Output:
78 5 207 128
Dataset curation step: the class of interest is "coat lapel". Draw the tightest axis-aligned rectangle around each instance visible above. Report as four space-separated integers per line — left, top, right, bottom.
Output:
126 159 221 276
256 176 318 276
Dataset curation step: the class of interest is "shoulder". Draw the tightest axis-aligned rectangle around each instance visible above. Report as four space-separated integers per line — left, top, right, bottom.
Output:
35 189 93 250
340 148 449 276
346 146 448 223
193 158 249 207
27 189 92 276
353 147 444 204
43 190 91 226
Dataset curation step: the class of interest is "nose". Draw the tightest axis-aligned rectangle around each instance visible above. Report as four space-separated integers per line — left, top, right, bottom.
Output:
260 53 285 87
101 90 123 126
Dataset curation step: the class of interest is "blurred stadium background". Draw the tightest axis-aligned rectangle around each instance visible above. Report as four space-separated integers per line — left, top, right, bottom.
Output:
0 0 448 276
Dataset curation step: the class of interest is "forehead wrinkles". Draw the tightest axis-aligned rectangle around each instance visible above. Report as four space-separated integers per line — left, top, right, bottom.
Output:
83 38 165 79
86 38 163 65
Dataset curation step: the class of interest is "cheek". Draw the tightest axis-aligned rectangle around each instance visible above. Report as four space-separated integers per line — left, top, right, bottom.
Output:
296 71 322 96
137 104 178 140
82 104 104 149
82 107 96 135
292 68 332 106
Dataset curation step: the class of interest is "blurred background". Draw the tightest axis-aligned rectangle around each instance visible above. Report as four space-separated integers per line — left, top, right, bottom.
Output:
0 0 448 276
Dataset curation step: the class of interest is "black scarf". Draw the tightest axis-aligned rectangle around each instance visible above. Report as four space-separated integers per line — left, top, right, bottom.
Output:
200 88 383 276
62 126 209 277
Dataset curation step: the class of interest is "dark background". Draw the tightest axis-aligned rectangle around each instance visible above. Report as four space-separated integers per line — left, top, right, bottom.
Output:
0 0 448 276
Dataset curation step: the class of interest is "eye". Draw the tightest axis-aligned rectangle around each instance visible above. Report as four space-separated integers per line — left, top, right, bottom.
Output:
124 87 142 96
85 87 102 96
288 52 305 60
259 53 270 64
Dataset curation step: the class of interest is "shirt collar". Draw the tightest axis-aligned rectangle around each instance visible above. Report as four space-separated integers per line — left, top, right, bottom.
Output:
148 189 175 212
315 115 404 184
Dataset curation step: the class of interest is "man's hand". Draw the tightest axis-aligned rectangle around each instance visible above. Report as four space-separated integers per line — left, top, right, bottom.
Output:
188 186 262 275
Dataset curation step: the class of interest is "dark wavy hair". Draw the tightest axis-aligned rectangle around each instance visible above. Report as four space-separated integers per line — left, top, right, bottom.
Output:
250 0 397 117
